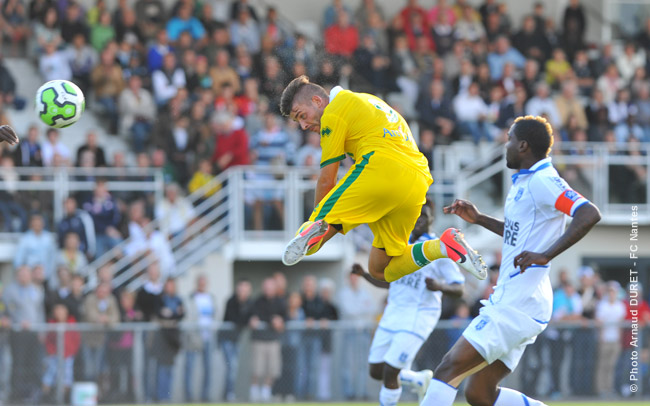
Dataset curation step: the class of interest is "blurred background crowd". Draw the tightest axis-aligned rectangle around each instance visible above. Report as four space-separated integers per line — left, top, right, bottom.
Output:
0 0 648 404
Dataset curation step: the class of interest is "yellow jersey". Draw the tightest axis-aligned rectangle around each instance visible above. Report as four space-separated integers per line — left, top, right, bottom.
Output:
319 87 431 179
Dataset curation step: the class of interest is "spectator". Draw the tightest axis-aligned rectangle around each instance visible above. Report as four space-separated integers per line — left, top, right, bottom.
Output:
76 130 107 167
403 8 434 53
616 42 645 84
184 274 216 402
155 183 195 239
209 49 240 97
230 0 258 22
125 217 175 278
166 3 206 44
31 6 62 57
41 128 71 167
546 281 583 397
188 158 220 204
296 275 324 399
135 0 166 41
5 266 45 403
57 196 94 256
586 88 610 141
339 272 375 400
118 75 156 152
431 7 456 57
91 47 125 134
90 11 115 52
572 49 595 96
323 0 351 28
417 79 456 143
14 124 42 167
105 290 141 402
571 266 599 395
621 282 650 396
230 7 260 54
455 4 485 43
82 180 122 258
545 48 572 88
249 277 286 402
486 36 526 81
147 29 172 72
512 15 548 64
596 63 624 104
0 155 27 232
153 278 184 402
453 82 491 144
152 52 186 107
595 281 626 397
525 81 561 128
14 213 56 281
555 80 588 130
42 303 81 403
562 0 586 60
60 3 88 44
45 266 72 315
317 278 339 401
354 34 392 93
39 41 73 81
115 6 143 47
325 11 359 59
211 112 250 171
82 282 120 384
633 82 650 141
221 278 253 401
56 232 89 278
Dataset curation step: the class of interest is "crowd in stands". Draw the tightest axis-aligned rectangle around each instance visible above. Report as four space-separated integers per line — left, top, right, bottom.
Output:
0 0 648 403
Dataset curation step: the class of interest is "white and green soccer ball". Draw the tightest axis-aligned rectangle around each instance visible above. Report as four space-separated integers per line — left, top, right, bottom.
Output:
35 80 85 128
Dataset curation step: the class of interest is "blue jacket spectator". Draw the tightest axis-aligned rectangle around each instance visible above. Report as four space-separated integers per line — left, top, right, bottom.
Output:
147 29 173 72
13 214 57 282
487 36 526 80
166 4 206 42
57 197 95 255
82 180 122 258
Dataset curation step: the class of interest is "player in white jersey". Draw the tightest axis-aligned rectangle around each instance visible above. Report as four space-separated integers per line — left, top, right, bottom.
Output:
420 116 601 406
353 200 465 406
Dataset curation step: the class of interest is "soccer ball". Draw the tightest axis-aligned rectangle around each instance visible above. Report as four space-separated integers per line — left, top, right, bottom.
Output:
35 80 85 128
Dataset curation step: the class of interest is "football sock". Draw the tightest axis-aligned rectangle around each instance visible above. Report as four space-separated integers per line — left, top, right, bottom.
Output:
379 385 402 406
494 387 548 406
398 369 419 387
384 240 446 282
420 378 457 406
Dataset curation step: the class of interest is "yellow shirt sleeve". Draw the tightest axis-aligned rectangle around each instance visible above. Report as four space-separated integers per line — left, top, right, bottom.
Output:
319 113 348 168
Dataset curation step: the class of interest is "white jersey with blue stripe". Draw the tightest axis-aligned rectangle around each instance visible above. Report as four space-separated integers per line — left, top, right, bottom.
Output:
489 157 590 323
378 232 465 339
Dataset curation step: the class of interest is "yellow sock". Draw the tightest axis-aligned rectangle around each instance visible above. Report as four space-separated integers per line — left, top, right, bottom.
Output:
384 240 447 282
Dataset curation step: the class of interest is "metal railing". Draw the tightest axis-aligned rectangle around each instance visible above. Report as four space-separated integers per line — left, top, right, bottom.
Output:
2 320 646 404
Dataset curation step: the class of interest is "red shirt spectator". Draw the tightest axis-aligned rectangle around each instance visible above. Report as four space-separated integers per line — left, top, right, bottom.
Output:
399 0 427 27
324 12 359 58
211 113 250 171
403 9 435 52
45 315 81 358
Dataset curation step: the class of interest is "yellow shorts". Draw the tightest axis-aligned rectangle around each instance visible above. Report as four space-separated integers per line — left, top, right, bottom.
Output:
310 151 433 256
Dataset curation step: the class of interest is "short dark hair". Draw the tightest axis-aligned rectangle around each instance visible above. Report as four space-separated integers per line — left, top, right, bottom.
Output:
279 75 327 117
513 115 554 159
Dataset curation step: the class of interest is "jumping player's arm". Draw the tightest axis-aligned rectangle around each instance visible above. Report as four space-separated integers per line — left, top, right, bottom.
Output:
314 160 340 206
351 263 390 289
425 278 464 297
0 125 19 145
515 202 601 271
443 199 504 237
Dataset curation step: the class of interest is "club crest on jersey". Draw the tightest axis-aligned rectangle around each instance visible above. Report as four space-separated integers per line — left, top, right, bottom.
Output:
321 127 332 137
514 188 524 201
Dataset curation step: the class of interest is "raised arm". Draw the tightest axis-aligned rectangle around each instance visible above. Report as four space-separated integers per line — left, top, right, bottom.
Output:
351 263 390 289
515 202 601 272
443 199 504 237
425 278 464 297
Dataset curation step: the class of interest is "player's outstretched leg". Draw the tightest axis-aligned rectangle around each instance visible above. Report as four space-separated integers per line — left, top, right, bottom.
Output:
490 387 548 406
282 220 332 266
384 228 487 282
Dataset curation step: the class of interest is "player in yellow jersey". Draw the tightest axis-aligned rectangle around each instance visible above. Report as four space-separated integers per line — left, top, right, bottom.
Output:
279 76 487 282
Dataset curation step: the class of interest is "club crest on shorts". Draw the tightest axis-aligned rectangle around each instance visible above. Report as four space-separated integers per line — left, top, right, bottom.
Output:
475 318 489 330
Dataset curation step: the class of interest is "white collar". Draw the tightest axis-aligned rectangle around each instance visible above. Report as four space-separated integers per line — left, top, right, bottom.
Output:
329 86 344 103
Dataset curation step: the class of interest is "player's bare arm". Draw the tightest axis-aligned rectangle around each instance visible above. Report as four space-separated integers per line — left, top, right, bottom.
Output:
314 161 339 206
443 199 504 237
514 202 601 272
425 277 464 297
352 263 390 289
0 125 19 145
